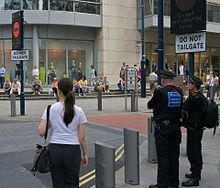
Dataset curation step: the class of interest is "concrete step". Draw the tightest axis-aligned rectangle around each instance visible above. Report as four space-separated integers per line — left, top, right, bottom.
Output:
0 90 151 100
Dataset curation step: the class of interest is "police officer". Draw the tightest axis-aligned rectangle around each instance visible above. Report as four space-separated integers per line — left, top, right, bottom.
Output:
148 70 183 188
181 76 206 187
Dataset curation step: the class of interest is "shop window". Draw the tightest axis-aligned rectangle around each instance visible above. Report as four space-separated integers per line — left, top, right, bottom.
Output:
23 39 33 84
39 39 46 84
48 40 66 84
68 41 93 82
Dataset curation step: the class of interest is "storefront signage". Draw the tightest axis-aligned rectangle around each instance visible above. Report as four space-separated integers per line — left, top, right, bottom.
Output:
171 0 206 34
126 68 137 90
175 32 206 54
11 50 29 61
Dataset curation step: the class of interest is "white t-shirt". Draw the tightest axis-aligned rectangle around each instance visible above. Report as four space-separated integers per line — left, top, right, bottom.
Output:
179 65 184 75
41 102 87 145
32 68 39 77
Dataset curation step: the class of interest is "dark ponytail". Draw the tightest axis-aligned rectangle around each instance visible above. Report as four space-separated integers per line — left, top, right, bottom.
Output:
58 78 75 126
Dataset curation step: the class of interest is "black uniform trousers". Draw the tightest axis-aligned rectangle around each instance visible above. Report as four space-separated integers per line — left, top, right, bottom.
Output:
187 128 204 179
154 123 181 188
49 144 81 188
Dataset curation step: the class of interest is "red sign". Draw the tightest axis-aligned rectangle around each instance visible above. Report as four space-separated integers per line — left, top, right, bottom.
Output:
176 0 197 11
13 21 20 39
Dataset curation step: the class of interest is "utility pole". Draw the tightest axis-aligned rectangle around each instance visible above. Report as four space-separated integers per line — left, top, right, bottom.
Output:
140 0 146 98
158 0 164 85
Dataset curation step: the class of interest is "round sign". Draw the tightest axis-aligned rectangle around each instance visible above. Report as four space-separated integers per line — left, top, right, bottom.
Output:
176 0 197 11
13 21 20 39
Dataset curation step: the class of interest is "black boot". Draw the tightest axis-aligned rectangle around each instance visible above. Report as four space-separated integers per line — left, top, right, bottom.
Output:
185 173 201 180
182 178 199 187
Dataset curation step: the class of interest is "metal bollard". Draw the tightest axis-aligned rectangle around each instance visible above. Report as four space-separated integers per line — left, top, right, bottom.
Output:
95 142 115 188
131 90 136 112
124 128 139 185
97 91 102 111
10 93 16 117
148 117 158 163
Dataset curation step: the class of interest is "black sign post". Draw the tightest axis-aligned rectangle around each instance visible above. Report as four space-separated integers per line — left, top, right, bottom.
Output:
171 0 207 77
12 10 25 115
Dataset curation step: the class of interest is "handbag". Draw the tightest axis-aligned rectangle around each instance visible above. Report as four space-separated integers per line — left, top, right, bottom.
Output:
31 105 51 175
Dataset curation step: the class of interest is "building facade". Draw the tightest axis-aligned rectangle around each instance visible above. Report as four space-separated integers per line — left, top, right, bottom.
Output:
142 0 220 81
0 0 140 85
0 0 220 85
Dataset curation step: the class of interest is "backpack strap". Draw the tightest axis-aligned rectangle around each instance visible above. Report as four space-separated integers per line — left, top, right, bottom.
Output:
44 105 51 143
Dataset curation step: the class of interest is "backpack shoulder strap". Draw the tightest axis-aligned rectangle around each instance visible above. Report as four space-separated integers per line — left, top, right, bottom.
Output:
44 105 51 141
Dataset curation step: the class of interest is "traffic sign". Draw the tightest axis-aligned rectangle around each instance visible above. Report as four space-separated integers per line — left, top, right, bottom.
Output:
175 32 206 53
12 10 23 50
11 50 29 61
126 68 137 91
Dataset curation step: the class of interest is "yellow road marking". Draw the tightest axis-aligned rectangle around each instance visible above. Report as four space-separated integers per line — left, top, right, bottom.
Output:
79 169 95 181
115 144 124 155
79 174 96 186
115 150 124 162
79 144 125 186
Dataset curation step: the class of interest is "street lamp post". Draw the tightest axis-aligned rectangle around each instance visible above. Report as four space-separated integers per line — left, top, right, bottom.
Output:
140 0 146 98
158 0 164 85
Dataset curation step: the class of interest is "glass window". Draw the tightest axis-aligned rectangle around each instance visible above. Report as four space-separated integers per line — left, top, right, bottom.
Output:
74 1 100 14
164 44 176 72
0 0 4 10
208 3 220 23
23 39 33 84
68 41 93 82
0 40 2 65
4 0 21 10
4 40 17 82
39 39 46 84
145 0 152 16
48 40 66 84
23 0 48 10
154 0 170 16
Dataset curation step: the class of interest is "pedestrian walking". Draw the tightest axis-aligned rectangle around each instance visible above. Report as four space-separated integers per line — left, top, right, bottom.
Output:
38 78 88 188
149 71 158 95
148 70 183 188
181 76 206 187
0 63 6 89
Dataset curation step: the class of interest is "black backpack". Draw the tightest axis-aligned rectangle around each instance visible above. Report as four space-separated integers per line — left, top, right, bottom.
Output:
202 98 219 137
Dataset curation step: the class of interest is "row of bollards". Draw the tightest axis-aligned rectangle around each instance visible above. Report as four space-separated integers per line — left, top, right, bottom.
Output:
95 128 139 188
94 118 158 187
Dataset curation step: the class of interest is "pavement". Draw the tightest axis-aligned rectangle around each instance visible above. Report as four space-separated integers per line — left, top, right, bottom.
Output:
0 95 220 187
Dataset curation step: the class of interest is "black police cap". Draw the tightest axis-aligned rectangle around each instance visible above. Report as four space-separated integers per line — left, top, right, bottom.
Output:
189 75 203 86
160 70 176 79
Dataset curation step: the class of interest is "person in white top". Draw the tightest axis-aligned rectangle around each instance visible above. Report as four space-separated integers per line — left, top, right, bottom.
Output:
149 71 158 95
38 78 88 187
32 66 39 80
206 72 214 98
179 62 184 76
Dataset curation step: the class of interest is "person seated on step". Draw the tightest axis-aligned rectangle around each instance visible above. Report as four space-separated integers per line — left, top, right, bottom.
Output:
32 77 42 95
78 76 87 96
94 77 104 92
51 77 58 97
117 77 125 92
102 76 110 92
3 79 11 95
10 78 20 96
